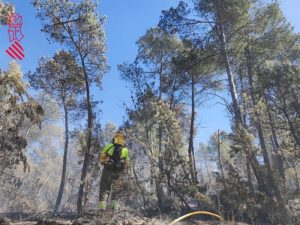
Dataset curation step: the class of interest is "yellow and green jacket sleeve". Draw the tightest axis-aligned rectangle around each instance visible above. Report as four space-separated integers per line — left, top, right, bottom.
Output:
102 143 114 154
121 147 129 161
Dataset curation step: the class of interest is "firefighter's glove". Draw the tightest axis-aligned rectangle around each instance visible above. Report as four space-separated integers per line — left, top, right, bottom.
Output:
99 154 110 165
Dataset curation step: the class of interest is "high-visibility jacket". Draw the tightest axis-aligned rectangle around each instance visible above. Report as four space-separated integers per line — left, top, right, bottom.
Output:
101 143 129 161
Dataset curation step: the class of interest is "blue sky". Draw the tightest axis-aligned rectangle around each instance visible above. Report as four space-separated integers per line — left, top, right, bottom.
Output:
0 0 299 145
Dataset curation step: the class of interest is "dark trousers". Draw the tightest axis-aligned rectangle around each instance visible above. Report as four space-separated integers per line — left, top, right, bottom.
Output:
99 166 123 202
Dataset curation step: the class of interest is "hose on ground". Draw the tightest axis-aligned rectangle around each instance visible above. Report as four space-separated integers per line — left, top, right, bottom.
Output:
169 211 223 225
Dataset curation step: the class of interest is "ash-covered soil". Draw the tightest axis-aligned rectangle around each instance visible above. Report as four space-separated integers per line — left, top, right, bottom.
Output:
1 211 248 225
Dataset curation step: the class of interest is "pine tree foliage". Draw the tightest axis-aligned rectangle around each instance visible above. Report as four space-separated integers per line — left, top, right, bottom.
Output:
0 0 13 26
0 62 43 174
124 90 192 212
158 0 300 223
33 0 108 212
0 1 300 224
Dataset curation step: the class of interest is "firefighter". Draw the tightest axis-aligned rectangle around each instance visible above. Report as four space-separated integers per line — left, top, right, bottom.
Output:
98 132 129 211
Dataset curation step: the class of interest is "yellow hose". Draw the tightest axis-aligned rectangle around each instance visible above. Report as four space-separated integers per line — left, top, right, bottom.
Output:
169 211 223 225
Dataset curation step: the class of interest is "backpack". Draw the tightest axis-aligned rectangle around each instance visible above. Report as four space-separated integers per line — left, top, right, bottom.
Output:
111 144 122 162
106 144 124 171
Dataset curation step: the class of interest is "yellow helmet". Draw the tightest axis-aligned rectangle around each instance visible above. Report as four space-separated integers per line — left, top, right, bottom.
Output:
114 132 125 146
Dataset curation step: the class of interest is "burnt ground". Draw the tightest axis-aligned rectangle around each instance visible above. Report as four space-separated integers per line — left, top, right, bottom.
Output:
1 211 249 225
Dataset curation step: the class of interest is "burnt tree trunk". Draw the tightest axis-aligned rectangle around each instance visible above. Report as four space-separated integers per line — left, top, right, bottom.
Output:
77 57 93 212
188 73 197 183
216 18 267 195
245 46 284 206
265 95 285 181
55 100 69 213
